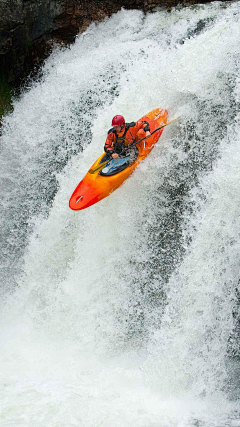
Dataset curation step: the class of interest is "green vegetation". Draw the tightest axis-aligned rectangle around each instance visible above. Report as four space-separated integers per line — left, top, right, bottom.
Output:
27 39 33 48
0 75 13 121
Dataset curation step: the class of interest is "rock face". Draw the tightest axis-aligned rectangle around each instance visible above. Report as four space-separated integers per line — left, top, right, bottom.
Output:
0 0 212 85
0 0 66 84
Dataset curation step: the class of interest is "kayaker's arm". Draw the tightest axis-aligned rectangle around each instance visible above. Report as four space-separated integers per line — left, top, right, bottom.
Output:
133 119 151 138
133 120 151 140
104 130 115 155
104 130 120 159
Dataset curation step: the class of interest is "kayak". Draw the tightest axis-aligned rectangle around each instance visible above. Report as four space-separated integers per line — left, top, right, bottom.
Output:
69 108 168 211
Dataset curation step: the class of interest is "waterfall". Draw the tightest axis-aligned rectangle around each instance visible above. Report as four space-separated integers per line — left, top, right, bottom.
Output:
1 2 240 425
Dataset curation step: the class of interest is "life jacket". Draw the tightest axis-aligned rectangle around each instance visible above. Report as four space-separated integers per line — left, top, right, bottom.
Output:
104 120 150 154
111 123 135 153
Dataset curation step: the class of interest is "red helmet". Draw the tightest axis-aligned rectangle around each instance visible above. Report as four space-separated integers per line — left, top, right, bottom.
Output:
112 115 125 126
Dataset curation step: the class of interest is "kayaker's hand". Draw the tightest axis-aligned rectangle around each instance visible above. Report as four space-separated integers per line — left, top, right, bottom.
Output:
112 153 119 159
145 131 151 138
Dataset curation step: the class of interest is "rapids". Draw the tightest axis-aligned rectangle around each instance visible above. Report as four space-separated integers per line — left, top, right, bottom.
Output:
1 1 240 425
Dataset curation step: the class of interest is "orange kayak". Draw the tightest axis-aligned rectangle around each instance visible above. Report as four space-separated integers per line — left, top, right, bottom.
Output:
69 108 168 211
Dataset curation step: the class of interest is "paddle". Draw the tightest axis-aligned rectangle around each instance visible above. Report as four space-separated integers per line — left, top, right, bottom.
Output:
88 116 180 174
88 158 111 174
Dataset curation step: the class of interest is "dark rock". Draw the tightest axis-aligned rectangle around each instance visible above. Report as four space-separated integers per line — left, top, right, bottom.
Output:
0 0 66 85
0 0 215 87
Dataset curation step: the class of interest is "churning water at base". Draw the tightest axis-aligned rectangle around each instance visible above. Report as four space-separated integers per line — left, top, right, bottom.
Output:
1 1 240 425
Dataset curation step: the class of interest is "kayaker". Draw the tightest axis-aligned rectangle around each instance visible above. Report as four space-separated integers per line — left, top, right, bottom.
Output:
104 115 151 159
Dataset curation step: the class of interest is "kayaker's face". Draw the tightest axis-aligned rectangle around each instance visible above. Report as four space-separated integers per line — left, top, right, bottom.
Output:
113 124 124 133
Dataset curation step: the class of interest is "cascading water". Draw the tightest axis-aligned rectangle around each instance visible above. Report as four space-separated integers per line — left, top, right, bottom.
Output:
1 1 240 425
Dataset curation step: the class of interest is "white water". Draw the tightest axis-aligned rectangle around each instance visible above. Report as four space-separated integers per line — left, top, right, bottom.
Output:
1 2 240 426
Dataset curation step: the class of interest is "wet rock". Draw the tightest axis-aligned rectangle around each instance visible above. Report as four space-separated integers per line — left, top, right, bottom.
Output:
0 0 68 84
0 0 213 86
